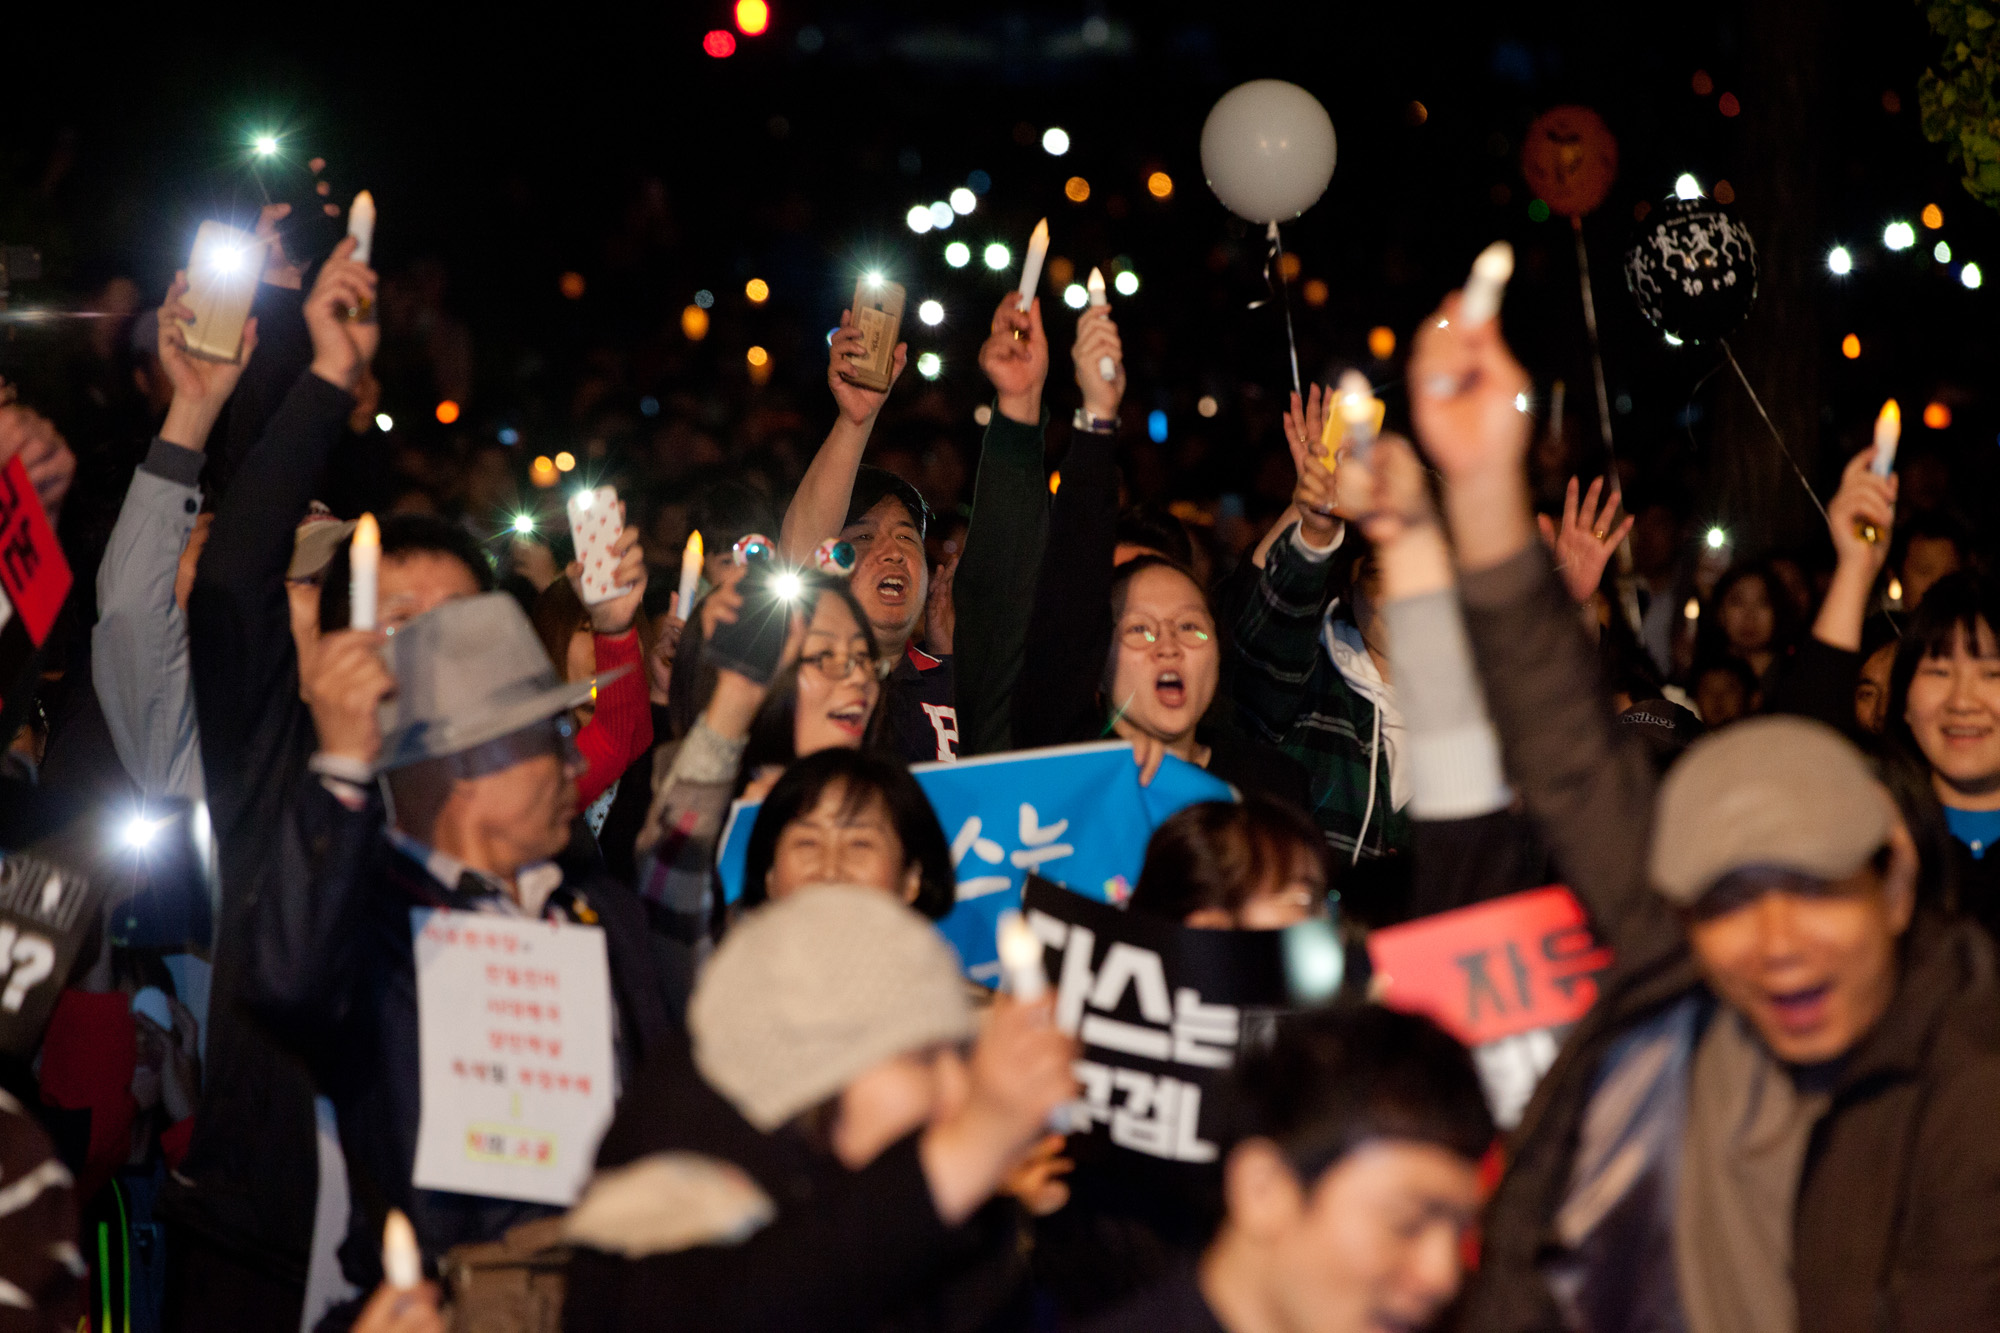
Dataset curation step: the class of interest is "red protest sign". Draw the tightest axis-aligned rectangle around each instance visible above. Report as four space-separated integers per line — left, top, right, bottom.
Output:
0 457 69 647
1367 886 1612 1049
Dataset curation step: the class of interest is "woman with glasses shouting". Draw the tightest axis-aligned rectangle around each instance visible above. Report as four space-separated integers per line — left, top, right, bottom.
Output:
630 562 892 1003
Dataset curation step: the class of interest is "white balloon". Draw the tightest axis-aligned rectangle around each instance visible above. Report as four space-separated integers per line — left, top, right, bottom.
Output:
1200 80 1338 224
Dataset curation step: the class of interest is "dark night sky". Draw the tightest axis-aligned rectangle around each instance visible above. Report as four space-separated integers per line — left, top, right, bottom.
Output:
3 2 1994 546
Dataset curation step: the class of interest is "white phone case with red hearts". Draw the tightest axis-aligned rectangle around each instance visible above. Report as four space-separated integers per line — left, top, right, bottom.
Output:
567 486 632 605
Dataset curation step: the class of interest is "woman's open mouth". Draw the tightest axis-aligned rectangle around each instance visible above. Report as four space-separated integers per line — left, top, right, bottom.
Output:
1154 671 1186 709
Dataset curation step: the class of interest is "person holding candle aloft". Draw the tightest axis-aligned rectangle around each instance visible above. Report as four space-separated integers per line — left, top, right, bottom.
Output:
169 232 383 1332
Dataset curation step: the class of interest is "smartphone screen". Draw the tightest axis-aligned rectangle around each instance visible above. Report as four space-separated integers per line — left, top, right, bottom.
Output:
182 222 261 363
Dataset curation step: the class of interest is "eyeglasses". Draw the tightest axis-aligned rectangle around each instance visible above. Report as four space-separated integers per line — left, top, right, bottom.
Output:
801 650 888 682
1118 617 1214 651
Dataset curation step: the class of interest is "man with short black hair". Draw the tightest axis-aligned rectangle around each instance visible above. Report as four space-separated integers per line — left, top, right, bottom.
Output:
1083 1006 1493 1333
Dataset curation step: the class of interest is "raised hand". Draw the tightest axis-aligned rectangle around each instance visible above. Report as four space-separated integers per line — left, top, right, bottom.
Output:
1283 383 1333 470
1338 433 1436 550
1409 293 1534 485
978 295 1049 425
304 237 380 393
1537 475 1634 605
252 202 306 291
828 310 907 425
1284 390 1341 548
302 629 395 767
0 404 76 520
1071 305 1125 421
159 272 258 450
568 521 648 635
1825 446 1899 578
923 550 959 656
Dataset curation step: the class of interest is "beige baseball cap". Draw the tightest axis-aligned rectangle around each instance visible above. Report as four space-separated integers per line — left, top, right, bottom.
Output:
1649 715 1895 906
288 504 358 581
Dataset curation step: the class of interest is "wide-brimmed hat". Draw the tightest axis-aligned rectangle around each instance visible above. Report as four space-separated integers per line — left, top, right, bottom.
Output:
374 593 623 774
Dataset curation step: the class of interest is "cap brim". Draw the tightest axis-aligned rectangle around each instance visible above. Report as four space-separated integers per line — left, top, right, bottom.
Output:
375 664 631 774
288 519 359 580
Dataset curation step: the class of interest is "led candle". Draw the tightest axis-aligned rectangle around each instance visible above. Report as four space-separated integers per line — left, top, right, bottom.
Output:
1460 241 1515 327
382 1209 420 1291
996 911 1047 1002
1334 369 1384 464
347 190 376 266
1870 399 1900 477
1858 399 1900 544
1016 219 1049 313
1087 267 1115 381
349 513 379 631
676 530 703 619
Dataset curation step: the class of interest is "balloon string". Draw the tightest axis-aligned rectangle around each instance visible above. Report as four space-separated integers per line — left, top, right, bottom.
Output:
1571 217 1615 466
1265 221 1303 397
1719 340 1830 527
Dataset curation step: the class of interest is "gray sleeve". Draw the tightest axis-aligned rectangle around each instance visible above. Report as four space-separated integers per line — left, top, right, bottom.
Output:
1381 589 1511 820
93 439 205 802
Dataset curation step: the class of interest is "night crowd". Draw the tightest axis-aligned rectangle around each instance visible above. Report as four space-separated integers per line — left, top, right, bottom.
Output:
0 174 1996 1333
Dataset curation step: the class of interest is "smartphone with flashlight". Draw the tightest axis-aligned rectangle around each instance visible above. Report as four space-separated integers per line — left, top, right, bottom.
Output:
844 276 906 393
566 485 632 605
706 564 801 687
182 222 262 363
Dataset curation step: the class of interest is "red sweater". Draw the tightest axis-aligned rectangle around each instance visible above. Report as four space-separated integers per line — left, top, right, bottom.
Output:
575 630 654 810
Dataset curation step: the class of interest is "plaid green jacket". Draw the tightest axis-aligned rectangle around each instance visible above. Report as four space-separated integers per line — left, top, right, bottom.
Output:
1226 527 1411 862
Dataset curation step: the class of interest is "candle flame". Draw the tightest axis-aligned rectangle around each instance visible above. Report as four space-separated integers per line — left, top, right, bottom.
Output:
1877 398 1899 428
354 512 380 548
685 530 703 562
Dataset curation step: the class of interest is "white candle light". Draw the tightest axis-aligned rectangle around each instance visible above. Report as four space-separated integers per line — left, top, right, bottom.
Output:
676 530 703 619
996 911 1046 1002
350 513 379 631
1335 370 1382 463
348 190 376 266
1870 399 1900 477
382 1209 421 1291
1016 218 1049 313
1460 240 1515 327
1087 267 1115 381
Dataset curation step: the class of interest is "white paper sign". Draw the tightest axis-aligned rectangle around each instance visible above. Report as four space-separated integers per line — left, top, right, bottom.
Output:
409 908 617 1207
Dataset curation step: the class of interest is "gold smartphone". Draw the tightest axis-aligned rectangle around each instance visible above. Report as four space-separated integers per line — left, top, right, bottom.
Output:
182 221 262 363
844 276 906 392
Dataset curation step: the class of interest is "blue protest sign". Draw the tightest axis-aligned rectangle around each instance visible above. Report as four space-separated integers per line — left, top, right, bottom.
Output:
714 741 1236 981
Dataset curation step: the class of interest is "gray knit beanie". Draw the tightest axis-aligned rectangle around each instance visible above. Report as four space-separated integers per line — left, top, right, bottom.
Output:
689 885 977 1132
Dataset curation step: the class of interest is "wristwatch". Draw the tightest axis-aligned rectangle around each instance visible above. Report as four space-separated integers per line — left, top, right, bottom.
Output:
1072 407 1119 436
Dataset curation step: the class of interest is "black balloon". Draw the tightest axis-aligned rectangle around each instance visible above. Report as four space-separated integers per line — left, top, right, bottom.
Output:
1624 196 1758 344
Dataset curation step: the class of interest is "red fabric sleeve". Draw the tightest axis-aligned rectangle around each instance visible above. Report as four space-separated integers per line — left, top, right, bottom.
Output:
574 630 654 810
159 1116 197 1171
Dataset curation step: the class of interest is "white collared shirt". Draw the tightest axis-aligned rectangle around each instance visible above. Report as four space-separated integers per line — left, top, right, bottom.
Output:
385 827 566 919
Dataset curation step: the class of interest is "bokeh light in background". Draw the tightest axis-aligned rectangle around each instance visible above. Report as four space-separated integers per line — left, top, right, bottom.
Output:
1114 270 1139 297
531 456 559 488
559 272 585 299
983 243 1011 271
1048 256 1074 286
745 277 769 303
435 400 461 424
1147 172 1173 199
1883 221 1916 251
917 351 942 379
1922 203 1944 229
1197 395 1218 417
703 30 737 58
375 413 394 432
928 201 954 229
1924 401 1952 429
907 205 934 234
1042 127 1070 156
1302 279 1329 307
1963 262 1984 289
554 451 576 472
746 345 770 367
1827 246 1852 275
944 242 970 268
1064 176 1090 203
734 0 769 35
949 187 976 215
1842 333 1862 358
1277 253 1301 281
1368 326 1397 360
682 305 709 340
918 299 944 325
1063 283 1088 309
1935 240 1952 262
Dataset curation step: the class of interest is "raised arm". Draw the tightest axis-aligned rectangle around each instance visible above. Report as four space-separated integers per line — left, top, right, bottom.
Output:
954 295 1059 755
1413 295 1668 955
187 239 376 822
1227 412 1352 741
565 520 654 810
1765 448 1897 731
93 276 258 802
778 313 908 559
